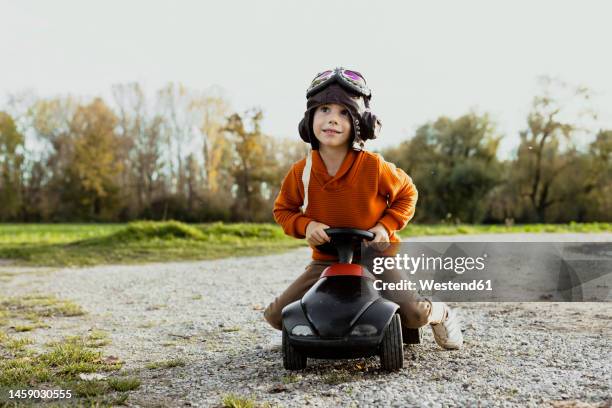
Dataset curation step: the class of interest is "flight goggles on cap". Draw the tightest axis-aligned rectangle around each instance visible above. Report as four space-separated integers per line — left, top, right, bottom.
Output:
306 67 371 99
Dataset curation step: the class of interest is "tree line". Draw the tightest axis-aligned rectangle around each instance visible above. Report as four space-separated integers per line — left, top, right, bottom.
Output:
0 83 308 222
384 77 610 223
0 77 610 224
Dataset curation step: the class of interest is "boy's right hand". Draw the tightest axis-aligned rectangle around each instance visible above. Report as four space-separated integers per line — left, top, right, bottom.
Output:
305 221 331 246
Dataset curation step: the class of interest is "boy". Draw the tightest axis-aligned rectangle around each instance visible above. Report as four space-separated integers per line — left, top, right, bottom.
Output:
264 68 462 350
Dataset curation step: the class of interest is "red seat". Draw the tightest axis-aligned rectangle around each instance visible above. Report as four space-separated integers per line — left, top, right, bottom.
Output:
321 263 364 278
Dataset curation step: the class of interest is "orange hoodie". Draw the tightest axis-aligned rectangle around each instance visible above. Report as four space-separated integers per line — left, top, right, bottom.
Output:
273 149 418 260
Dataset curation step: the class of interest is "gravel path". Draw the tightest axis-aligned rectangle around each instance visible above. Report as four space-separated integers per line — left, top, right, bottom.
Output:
1 233 611 407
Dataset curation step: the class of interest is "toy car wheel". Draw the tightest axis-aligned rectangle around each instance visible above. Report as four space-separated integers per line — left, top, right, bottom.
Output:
402 326 423 345
282 325 307 370
380 314 404 371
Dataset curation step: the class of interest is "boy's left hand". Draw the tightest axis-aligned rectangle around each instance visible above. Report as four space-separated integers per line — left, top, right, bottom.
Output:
364 223 390 250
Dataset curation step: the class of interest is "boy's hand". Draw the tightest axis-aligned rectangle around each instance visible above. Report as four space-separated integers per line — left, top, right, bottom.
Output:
365 223 390 250
305 221 331 246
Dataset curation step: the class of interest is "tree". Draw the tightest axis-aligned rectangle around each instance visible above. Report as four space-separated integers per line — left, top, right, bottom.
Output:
0 112 24 220
224 109 280 221
113 83 166 217
192 90 231 193
26 96 79 219
63 98 123 219
514 77 596 222
563 130 612 222
384 112 502 223
157 83 204 199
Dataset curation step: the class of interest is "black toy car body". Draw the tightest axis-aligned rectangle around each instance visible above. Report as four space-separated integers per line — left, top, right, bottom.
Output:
281 228 420 371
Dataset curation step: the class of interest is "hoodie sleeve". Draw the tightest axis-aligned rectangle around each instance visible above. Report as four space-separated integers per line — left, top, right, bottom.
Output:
273 164 314 239
377 155 418 235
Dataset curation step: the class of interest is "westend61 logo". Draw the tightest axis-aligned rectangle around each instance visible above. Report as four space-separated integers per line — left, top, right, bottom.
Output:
371 253 487 275
363 242 611 301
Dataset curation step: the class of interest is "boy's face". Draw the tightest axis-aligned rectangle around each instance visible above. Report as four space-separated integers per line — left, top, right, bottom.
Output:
312 103 352 149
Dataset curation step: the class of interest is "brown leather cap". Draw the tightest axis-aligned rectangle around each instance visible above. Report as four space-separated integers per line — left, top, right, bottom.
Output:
298 83 381 150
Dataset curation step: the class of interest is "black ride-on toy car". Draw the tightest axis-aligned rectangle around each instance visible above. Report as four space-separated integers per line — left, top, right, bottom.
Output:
281 228 421 371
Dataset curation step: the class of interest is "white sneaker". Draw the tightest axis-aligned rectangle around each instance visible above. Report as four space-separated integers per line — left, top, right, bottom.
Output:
430 306 463 350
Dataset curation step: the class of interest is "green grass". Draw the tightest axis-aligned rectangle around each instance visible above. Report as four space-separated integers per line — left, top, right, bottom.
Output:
0 333 123 390
281 373 301 384
0 294 85 327
399 222 611 237
0 334 123 383
222 394 256 408
145 358 186 370
322 369 358 385
107 377 141 392
13 324 39 332
221 326 240 333
0 221 303 267
83 330 111 348
0 221 609 267
0 294 137 406
0 223 123 245
0 335 34 353
72 379 109 397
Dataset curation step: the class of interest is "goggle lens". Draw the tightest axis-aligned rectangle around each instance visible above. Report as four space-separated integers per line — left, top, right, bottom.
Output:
310 70 333 87
342 70 365 85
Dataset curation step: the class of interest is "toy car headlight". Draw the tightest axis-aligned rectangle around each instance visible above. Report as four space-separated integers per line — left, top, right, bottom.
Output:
291 325 314 336
350 324 377 336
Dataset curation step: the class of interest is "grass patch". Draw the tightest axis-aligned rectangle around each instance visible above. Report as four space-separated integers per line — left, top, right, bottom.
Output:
73 379 109 397
110 220 206 241
145 358 186 370
221 326 240 333
0 294 138 406
0 336 34 353
0 271 17 283
0 334 122 387
322 369 358 385
85 330 111 348
13 324 39 332
51 332 109 349
108 376 141 392
281 373 301 384
113 393 130 405
0 221 303 267
400 222 612 237
0 223 123 245
41 336 122 377
222 394 256 408
0 356 53 385
145 304 167 311
0 221 608 267
0 294 85 325
0 331 132 405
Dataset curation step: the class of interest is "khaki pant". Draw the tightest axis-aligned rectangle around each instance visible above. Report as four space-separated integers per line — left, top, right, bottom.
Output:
264 260 433 331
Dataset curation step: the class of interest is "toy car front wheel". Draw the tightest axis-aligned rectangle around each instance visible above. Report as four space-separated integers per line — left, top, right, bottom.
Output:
380 314 404 371
282 326 307 370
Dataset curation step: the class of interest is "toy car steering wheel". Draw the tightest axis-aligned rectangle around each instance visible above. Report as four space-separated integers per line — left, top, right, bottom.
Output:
324 228 375 242
316 228 375 263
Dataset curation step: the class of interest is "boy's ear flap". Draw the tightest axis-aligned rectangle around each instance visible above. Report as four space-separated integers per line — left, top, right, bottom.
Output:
361 109 382 140
298 110 319 149
298 113 310 143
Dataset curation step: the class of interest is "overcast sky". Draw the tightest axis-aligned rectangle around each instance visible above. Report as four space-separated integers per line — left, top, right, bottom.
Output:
2 0 611 159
